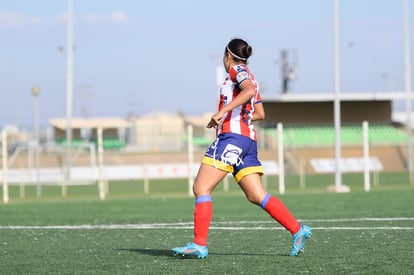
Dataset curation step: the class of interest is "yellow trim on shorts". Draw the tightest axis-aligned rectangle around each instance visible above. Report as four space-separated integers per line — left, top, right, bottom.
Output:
234 166 264 183
201 156 234 173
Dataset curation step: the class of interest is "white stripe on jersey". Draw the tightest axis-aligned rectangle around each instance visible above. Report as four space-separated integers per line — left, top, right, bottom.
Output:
217 65 260 140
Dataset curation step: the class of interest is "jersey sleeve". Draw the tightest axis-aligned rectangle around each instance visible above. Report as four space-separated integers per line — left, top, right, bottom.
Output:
229 65 250 86
255 91 262 104
254 92 262 104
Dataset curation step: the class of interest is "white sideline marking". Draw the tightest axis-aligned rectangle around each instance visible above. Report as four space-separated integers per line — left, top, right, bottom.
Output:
0 225 413 230
0 217 413 230
301 217 414 222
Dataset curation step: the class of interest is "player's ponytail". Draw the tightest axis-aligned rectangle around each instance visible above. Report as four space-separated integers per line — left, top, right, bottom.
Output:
226 38 252 63
241 45 252 60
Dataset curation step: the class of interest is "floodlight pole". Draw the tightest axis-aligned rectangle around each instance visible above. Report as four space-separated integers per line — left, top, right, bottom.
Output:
65 0 74 182
403 0 413 184
329 0 349 192
333 0 342 189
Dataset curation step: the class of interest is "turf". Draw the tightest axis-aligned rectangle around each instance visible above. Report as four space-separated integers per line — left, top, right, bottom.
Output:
0 176 413 274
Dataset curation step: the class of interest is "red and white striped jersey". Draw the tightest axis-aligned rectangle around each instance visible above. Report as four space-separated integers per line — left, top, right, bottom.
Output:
217 64 262 141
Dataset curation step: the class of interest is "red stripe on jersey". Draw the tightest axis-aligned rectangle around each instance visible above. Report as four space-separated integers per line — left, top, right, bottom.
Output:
216 65 260 141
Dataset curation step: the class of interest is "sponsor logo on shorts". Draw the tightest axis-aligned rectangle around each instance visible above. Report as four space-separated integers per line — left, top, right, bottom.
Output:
221 144 243 166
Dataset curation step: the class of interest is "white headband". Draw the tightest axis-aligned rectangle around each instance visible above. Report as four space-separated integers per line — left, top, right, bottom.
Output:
226 46 247 61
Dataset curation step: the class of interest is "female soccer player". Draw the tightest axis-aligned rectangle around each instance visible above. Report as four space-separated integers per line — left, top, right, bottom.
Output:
172 38 311 258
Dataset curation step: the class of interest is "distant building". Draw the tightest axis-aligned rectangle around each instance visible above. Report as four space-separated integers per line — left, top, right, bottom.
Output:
128 112 185 151
49 117 131 149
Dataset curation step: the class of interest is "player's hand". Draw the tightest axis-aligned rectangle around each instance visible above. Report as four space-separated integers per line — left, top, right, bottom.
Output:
206 112 224 128
206 118 217 128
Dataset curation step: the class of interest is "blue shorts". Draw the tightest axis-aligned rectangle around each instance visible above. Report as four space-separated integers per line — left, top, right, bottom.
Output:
202 133 264 182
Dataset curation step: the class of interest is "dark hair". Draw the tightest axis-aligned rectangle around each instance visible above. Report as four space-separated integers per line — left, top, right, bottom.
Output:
225 38 252 63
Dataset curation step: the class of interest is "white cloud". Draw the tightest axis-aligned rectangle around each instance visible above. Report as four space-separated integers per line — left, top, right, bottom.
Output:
0 10 45 28
81 11 129 24
110 11 129 22
0 10 129 30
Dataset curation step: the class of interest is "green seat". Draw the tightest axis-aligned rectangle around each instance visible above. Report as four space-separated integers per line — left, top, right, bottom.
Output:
265 124 409 147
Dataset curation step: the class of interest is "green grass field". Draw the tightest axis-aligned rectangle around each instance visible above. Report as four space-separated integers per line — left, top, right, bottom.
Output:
1 173 414 274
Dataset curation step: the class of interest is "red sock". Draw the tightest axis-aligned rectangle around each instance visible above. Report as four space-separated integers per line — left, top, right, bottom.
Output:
193 195 212 246
260 194 301 235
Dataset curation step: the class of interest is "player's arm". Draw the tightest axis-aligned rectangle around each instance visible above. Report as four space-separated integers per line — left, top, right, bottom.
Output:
207 80 256 128
252 102 265 121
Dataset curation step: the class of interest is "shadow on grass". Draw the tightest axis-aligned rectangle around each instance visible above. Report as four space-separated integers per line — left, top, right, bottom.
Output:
211 252 288 257
117 248 172 257
117 248 287 258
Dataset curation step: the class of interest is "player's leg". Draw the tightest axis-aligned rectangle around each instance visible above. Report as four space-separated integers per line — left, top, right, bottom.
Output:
238 174 312 256
192 163 227 196
238 173 301 233
171 163 227 258
237 173 267 204
192 163 227 246
173 134 235 258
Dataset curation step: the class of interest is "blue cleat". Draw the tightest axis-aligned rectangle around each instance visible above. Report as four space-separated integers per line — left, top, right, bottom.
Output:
289 224 312 256
171 242 208 259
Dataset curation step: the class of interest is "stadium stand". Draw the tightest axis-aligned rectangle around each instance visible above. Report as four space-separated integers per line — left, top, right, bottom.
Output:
264 124 409 147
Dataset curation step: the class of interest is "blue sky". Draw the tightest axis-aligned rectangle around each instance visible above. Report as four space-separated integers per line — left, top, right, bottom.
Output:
0 0 412 128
